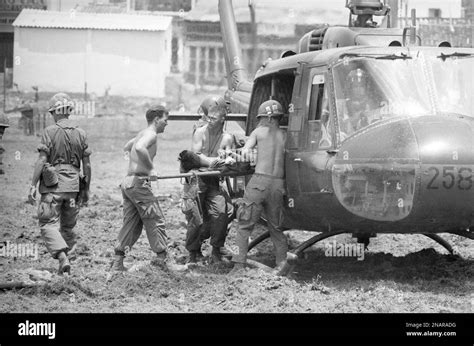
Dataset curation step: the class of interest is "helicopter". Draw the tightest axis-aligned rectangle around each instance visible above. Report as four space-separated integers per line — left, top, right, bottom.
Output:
169 0 474 274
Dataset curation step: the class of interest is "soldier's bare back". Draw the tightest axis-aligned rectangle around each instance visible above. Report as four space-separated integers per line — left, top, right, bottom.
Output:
245 125 286 178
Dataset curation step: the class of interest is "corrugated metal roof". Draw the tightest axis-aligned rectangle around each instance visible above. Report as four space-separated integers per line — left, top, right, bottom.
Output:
13 9 172 32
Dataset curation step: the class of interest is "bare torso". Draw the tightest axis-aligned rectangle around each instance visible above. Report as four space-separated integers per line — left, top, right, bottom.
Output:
192 125 234 162
252 126 286 178
127 128 158 176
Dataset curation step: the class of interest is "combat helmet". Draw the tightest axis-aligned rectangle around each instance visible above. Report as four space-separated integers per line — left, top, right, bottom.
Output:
257 100 284 118
198 95 227 117
47 93 74 115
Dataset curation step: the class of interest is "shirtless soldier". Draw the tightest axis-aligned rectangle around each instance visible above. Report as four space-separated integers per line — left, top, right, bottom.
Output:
231 100 289 273
185 96 234 263
111 106 184 271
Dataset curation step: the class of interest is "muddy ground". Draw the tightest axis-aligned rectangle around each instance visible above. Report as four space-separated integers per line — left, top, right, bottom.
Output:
0 100 473 313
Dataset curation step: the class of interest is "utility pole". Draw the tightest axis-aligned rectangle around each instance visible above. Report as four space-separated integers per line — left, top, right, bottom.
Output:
3 58 6 113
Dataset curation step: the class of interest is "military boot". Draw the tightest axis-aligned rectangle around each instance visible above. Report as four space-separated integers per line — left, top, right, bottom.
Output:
57 251 71 275
166 257 188 272
219 247 234 260
210 246 223 264
153 251 188 272
228 262 246 276
187 251 198 264
111 254 128 272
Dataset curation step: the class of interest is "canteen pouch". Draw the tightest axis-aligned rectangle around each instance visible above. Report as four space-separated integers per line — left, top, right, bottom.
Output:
42 163 58 187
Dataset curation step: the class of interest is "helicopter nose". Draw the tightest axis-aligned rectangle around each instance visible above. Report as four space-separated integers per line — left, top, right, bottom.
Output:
412 115 474 165
410 115 474 226
332 115 474 225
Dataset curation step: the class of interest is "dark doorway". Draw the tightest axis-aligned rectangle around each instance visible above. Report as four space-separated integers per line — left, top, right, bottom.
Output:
0 33 13 72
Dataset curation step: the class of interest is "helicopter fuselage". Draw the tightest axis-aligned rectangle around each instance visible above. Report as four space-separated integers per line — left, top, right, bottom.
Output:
245 46 474 236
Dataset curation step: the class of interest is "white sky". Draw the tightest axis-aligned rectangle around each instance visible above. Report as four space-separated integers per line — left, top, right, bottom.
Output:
401 0 462 18
190 0 464 24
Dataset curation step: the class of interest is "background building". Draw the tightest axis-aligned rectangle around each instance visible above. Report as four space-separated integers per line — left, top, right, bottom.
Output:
183 0 472 87
13 9 172 97
183 0 349 87
0 0 47 73
398 0 472 47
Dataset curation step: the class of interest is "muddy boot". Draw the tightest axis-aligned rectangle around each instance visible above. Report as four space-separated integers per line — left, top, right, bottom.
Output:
187 251 198 264
68 243 78 261
219 247 234 260
196 250 204 261
58 251 71 275
210 246 223 264
229 262 246 275
273 253 297 276
166 256 188 272
152 252 187 272
150 251 167 269
111 254 128 272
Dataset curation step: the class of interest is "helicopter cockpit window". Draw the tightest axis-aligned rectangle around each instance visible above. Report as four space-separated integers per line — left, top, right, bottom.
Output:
307 74 331 149
247 72 295 134
333 64 388 140
332 55 442 141
430 55 474 116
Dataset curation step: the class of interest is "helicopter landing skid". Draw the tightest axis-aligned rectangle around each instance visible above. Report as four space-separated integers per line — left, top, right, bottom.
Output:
447 228 474 240
248 229 346 276
422 234 455 255
276 230 347 276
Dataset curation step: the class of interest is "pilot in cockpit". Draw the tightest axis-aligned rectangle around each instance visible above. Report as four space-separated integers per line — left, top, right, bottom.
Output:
339 68 385 139
340 68 370 135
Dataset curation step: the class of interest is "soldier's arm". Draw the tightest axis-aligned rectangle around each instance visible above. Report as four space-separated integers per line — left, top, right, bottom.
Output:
31 151 47 187
240 129 258 162
221 133 235 150
243 129 258 150
123 138 135 152
191 127 215 167
191 126 204 153
134 131 155 170
82 156 91 191
32 130 52 187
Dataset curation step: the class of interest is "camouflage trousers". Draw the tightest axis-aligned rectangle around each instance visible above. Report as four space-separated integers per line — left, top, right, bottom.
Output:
38 192 79 259
181 176 234 252
232 174 288 266
115 176 168 255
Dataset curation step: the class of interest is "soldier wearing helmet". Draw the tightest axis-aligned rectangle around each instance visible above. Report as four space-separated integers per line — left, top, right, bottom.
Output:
230 99 289 275
340 67 384 139
193 95 226 133
27 93 92 275
17 98 37 136
340 67 371 136
182 95 235 264
0 113 10 175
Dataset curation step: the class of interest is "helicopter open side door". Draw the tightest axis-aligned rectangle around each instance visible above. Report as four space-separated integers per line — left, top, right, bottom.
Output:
286 63 335 202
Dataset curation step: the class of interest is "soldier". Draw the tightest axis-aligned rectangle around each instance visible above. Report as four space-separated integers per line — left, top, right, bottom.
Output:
111 106 185 272
231 100 289 274
27 93 92 274
183 95 234 264
18 99 36 136
193 96 212 133
0 113 10 175
179 97 210 265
